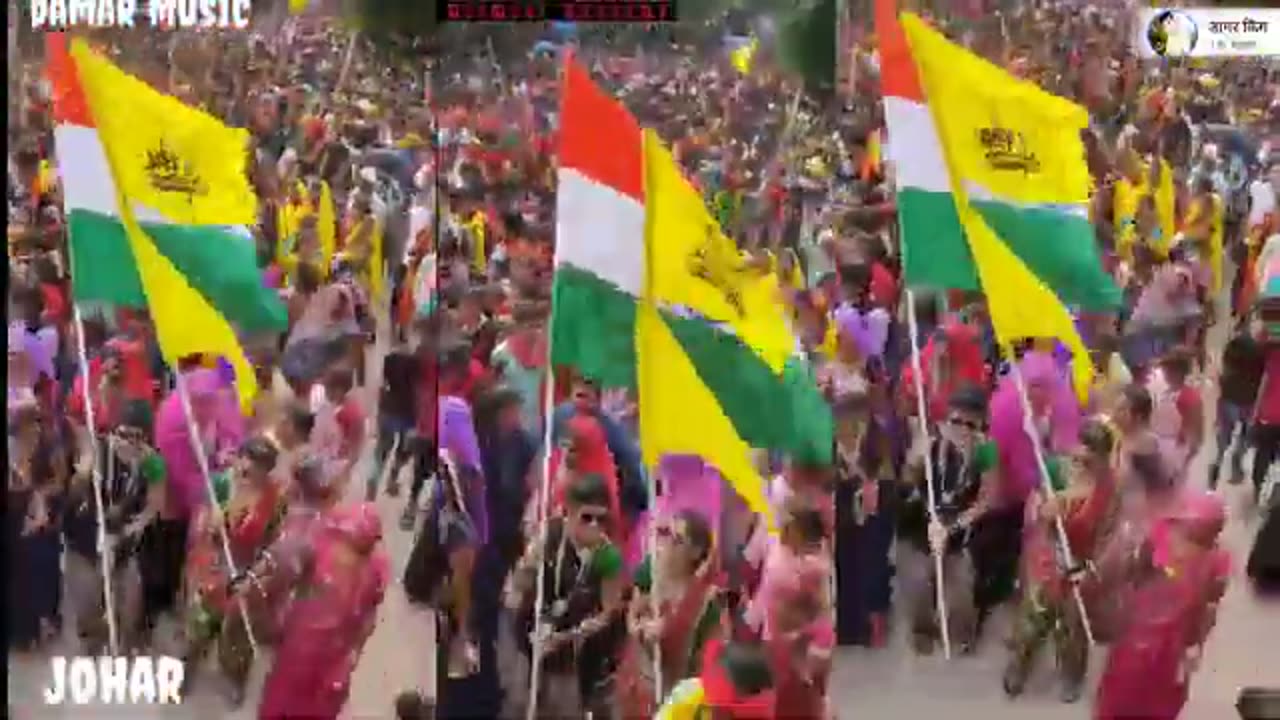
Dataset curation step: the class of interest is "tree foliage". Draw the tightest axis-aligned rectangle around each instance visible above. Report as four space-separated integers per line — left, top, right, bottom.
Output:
775 0 837 100
349 0 438 57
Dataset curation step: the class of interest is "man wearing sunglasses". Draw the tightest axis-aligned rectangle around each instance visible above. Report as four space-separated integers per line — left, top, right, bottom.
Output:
898 386 996 656
64 400 166 653
506 472 626 719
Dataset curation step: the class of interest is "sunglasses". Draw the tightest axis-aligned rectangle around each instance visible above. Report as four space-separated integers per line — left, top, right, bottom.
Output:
577 511 607 526
946 416 982 431
113 427 147 445
654 525 688 546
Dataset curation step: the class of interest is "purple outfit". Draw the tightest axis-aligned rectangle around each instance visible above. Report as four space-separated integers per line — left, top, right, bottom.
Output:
833 305 891 359
438 394 488 545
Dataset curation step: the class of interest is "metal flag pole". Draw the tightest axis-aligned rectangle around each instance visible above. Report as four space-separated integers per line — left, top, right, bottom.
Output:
524 349 557 720
70 304 120 655
904 289 953 659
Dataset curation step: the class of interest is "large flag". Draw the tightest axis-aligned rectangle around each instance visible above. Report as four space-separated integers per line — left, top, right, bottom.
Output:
902 13 1092 399
549 60 831 500
644 133 795 372
45 36 286 338
52 36 265 409
876 0 1119 312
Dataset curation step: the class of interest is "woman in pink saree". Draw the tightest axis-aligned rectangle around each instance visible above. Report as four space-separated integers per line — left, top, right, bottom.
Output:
256 502 390 720
976 351 1083 622
1093 490 1231 720
989 351 1083 509
154 368 246 522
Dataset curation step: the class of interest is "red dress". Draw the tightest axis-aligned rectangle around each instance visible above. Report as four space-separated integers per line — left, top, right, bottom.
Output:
1094 548 1230 720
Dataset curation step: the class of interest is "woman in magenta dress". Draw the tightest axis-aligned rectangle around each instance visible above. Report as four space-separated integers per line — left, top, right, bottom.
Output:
1093 490 1231 720
253 502 390 720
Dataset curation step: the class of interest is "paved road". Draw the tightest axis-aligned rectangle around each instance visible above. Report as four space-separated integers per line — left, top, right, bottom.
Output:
11 299 1278 719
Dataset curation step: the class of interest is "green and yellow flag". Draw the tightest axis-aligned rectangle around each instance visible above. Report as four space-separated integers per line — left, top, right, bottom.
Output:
902 13 1093 399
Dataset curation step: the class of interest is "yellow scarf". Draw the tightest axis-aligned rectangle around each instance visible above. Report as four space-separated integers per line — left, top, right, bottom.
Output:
36 160 55 195
339 217 384 301
1113 172 1145 264
1184 194 1224 293
1152 159 1176 259
466 211 487 274
277 180 314 265
316 181 337 278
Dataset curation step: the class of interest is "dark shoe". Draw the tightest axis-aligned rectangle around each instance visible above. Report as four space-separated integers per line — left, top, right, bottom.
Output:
1208 462 1221 490
1002 664 1027 698
179 664 196 698
226 682 246 709
399 504 417 531
868 613 887 648
911 631 935 655
1060 678 1084 704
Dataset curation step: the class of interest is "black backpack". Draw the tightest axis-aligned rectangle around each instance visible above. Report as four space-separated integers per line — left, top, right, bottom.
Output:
402 458 473 606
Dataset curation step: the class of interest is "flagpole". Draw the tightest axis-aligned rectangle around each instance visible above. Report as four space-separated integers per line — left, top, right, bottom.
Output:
903 289 953 659
524 331 557 720
70 303 121 655
526 55 576 719
753 86 804 252
174 370 261 657
1007 359 1096 646
647 460 663 703
336 30 359 93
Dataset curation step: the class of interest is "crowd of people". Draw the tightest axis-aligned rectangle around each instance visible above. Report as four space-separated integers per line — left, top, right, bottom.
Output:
7 3 1280 720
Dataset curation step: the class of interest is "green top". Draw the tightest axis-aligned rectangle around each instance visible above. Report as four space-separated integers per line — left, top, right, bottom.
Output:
970 439 1064 489
1044 455 1067 493
589 542 624 581
633 554 655 592
972 440 998 475
211 470 232 507
138 451 167 487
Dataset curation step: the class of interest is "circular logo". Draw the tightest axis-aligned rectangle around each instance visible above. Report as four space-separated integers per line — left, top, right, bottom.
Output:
1146 10 1199 57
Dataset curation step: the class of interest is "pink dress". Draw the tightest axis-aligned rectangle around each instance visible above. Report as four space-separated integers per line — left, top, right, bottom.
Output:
1094 547 1230 720
257 505 390 720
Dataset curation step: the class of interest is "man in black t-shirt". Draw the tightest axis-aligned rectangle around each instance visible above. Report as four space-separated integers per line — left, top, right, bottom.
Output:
898 387 993 655
1212 317 1267 488
365 338 418 501
63 401 163 653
